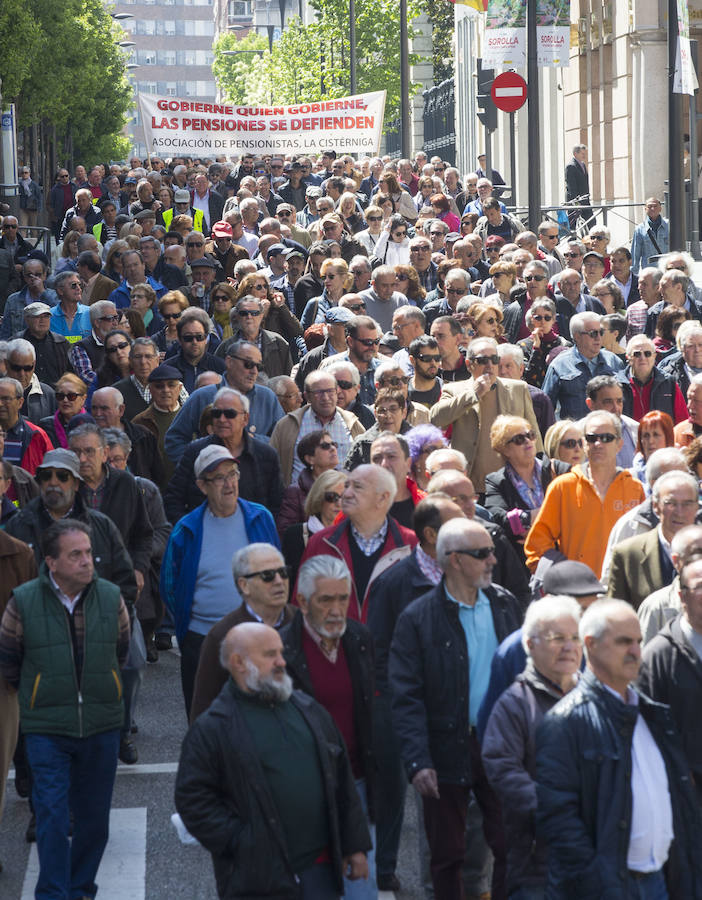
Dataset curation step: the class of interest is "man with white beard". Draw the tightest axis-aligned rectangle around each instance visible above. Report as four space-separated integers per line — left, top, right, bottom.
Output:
175 622 371 899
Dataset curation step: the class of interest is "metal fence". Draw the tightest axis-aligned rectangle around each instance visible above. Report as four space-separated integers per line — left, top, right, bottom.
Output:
422 79 455 166
384 118 402 160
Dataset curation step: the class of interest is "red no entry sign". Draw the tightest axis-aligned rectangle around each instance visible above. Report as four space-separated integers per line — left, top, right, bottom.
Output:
491 72 528 113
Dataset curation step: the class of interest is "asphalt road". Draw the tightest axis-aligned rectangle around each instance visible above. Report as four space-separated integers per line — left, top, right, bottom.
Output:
0 646 434 899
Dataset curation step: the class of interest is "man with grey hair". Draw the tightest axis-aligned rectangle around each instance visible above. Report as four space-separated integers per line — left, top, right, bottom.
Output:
17 301 70 389
541 312 624 419
658 319 702 402
359 265 409 333
631 197 669 274
0 375 53 474
526 410 645 577
390 517 521 899
606 470 700 610
325 359 375 429
190 543 296 720
496 342 555 438
646 266 702 337
67 299 119 386
90 385 163 483
564 142 592 227
626 266 663 342
296 463 417 623
422 267 471 328
536 598 702 897
674 371 702 446
175 621 371 899
482 594 582 898
6 337 56 424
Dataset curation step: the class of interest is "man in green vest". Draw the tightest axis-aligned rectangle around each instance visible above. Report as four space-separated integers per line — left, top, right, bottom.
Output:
162 189 204 233
0 518 130 899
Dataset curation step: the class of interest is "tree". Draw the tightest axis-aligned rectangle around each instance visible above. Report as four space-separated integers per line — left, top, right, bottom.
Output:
212 31 271 106
417 0 455 85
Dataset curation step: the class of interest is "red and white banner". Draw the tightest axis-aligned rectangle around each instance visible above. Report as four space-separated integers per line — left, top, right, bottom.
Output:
138 91 386 157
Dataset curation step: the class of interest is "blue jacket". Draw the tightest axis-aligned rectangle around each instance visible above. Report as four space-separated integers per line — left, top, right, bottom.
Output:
536 669 702 899
541 348 624 420
630 217 669 274
0 287 59 340
164 378 284 462
108 275 167 310
160 499 280 644
49 302 91 342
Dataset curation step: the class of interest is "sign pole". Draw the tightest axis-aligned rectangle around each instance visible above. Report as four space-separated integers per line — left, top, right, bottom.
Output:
527 0 541 230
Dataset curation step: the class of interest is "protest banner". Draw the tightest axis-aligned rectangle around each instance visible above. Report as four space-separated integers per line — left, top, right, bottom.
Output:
138 91 386 156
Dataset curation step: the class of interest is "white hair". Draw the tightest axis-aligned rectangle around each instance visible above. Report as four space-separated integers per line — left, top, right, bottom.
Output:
651 470 699 504
324 360 361 386
579 598 635 643
7 338 36 362
496 344 524 367
570 311 601 336
677 321 702 352
644 448 687 486
374 359 405 383
425 447 468 475
232 542 283 580
435 518 490 571
521 595 582 653
214 386 250 414
296 556 352 601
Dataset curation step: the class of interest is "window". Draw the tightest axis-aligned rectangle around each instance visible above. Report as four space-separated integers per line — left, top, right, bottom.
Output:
228 0 252 16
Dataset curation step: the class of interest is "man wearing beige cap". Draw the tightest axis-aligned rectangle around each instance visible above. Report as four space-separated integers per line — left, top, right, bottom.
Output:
160 444 279 717
19 302 70 388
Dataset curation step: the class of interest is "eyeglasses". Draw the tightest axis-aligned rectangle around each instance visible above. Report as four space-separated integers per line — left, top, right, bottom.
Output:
307 387 336 397
416 353 441 363
376 406 402 416
203 469 240 485
630 350 654 359
524 274 546 282
392 230 407 238
318 440 338 450
335 380 354 391
507 430 536 446
238 309 262 317
242 566 291 582
378 376 409 387
232 356 262 370
323 491 343 503
187 242 204 248
347 304 366 312
367 216 382 222
541 632 581 645
582 328 605 339
181 333 207 343
449 546 495 560
162 312 182 321
531 314 553 322
98 314 120 324
446 287 466 295
106 341 130 353
355 337 380 347
36 469 72 483
56 391 83 402
584 432 617 444
471 354 499 366
212 408 243 419
563 251 581 258
410 246 431 253
8 363 34 373
560 438 583 449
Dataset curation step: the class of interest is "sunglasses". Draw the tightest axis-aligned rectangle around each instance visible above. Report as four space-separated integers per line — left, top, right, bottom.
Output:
507 430 536 446
232 356 262 370
323 491 344 503
471 354 499 366
240 566 290 582
630 350 654 359
107 341 130 353
376 406 401 416
56 391 83 402
162 312 182 321
416 353 441 363
531 314 553 322
251 283 268 290
36 469 72 483
347 304 366 312
379 376 409 387
524 275 546 282
212 295 230 303
9 363 34 373
335 380 354 390
449 546 495 560
318 440 338 450
238 309 262 317
393 230 407 238
3 224 18 229
98 315 120 324
582 328 605 338
356 337 380 347
584 432 617 444
367 216 382 222
560 438 583 449
212 408 242 419
563 251 581 258
182 333 207 343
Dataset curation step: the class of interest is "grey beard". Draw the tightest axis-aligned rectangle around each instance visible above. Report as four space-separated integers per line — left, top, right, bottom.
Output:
244 659 293 703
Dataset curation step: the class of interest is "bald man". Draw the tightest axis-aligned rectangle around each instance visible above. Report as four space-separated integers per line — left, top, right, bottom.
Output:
175 623 372 899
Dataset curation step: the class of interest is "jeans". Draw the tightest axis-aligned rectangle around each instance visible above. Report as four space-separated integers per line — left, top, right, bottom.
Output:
372 695 407 878
25 729 120 900
298 861 340 899
342 778 377 900
626 870 668 900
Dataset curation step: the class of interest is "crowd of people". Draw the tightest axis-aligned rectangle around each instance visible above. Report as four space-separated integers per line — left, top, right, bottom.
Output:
0 146 701 900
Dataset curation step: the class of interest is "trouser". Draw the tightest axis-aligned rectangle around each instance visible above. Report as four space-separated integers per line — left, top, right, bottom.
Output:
180 630 206 720
18 209 39 232
298 861 339 899
121 657 143 737
421 734 506 900
25 729 120 900
342 778 377 900
0 677 18 823
625 869 668 900
372 695 407 878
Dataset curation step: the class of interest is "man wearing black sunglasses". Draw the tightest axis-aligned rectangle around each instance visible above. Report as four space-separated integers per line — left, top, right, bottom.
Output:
6 338 56 426
431 337 542 495
390 517 522 900
525 410 644 578
616 334 687 425
164 308 225 394
408 336 442 408
216 296 292 380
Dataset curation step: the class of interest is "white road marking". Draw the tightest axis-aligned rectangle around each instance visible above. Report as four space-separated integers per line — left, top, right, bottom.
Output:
21 807 147 900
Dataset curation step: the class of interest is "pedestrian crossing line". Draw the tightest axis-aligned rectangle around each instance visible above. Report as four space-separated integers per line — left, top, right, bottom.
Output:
21 807 147 900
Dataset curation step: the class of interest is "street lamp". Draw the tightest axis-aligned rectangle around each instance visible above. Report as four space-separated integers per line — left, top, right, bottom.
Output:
221 50 265 57
110 12 134 20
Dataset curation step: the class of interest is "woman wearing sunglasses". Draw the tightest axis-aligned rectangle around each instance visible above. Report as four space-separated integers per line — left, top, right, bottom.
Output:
102 239 130 284
153 290 189 357
616 334 688 425
299 259 354 330
485 414 570 563
280 468 347 584
38 374 87 448
96 329 133 388
373 213 411 266
276 429 340 537
465 300 505 342
544 420 585 467
518 298 570 388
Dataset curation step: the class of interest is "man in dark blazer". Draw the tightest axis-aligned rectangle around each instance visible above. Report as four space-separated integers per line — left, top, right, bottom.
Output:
607 470 699 609
564 143 593 227
191 173 224 237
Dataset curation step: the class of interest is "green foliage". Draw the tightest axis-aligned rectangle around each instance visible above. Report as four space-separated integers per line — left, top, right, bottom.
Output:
0 0 131 161
417 0 455 85
212 31 270 106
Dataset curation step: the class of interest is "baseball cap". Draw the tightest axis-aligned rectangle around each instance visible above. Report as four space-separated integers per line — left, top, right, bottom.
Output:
285 248 307 262
174 188 191 204
485 235 506 248
325 306 355 325
148 364 182 384
582 251 605 264
541 560 605 597
211 221 233 239
36 449 82 481
24 302 52 317
305 186 322 198
189 257 217 270
267 243 287 258
444 232 461 244
194 444 238 479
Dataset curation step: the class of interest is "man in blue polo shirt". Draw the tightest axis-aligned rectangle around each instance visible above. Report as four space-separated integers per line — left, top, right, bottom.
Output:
49 272 91 344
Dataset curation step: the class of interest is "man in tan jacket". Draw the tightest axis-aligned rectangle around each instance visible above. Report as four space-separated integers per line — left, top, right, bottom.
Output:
430 337 542 494
270 369 364 485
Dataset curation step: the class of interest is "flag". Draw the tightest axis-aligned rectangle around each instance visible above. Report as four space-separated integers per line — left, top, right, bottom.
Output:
448 0 488 10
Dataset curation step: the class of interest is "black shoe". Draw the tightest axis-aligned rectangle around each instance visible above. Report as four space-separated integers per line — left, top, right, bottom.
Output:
377 873 401 892
154 633 172 651
14 769 30 798
25 813 36 843
119 737 138 765
130 722 139 734
146 636 158 664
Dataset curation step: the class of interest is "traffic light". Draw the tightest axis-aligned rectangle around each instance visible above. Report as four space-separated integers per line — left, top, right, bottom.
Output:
477 58 497 132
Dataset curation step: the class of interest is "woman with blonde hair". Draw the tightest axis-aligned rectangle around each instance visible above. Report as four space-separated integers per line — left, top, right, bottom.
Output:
377 171 418 222
300 258 353 329
466 300 505 341
56 230 80 274
338 192 366 234
543 419 585 466
154 289 189 356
